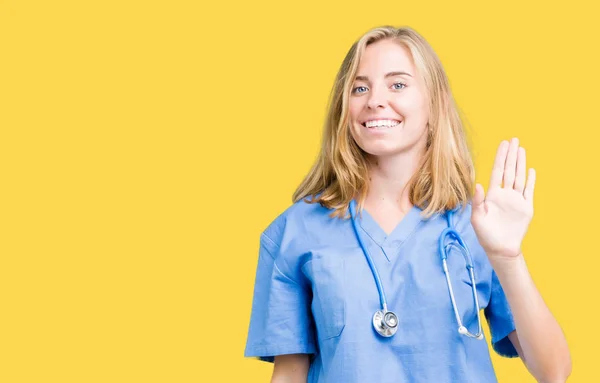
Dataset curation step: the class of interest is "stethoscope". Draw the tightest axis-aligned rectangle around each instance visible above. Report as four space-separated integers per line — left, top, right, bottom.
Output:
348 200 483 339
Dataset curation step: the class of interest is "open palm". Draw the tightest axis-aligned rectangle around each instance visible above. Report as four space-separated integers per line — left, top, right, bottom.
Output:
471 138 536 259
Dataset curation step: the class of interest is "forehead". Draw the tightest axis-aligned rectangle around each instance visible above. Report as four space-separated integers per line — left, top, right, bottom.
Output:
356 39 415 76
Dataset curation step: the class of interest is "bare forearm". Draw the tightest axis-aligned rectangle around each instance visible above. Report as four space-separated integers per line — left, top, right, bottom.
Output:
271 376 307 383
491 254 571 382
271 354 310 383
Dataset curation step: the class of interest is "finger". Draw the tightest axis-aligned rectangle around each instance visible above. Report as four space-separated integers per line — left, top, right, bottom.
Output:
472 183 486 215
503 137 519 188
514 147 526 193
489 140 509 191
524 168 536 202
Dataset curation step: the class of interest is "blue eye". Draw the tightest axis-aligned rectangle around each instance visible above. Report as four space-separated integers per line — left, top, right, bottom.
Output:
352 86 368 94
393 82 406 90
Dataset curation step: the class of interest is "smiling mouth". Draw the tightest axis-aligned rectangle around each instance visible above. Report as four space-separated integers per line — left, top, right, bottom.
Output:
361 120 402 130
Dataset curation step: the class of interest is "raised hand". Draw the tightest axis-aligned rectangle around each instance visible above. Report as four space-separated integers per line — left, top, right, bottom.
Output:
471 138 536 260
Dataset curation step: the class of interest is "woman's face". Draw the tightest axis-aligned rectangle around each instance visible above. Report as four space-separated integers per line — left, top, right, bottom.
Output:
348 39 430 159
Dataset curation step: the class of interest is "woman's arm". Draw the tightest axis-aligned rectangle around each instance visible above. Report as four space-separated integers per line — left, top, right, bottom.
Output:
271 354 310 383
470 138 571 382
493 255 571 382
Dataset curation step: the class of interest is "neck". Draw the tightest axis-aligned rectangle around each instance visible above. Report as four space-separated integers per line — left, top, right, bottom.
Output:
364 150 425 213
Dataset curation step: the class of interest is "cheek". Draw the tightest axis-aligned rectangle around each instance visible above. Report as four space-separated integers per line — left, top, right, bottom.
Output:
348 121 361 144
348 99 363 122
413 90 430 121
392 95 428 122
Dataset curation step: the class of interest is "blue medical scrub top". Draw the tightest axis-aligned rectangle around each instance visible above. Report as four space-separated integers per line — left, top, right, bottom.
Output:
244 198 518 382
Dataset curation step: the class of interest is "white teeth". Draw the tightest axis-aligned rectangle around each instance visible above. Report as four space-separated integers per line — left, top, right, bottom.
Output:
364 119 401 128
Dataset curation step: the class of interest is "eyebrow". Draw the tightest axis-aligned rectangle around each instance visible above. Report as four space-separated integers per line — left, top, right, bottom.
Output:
354 71 413 81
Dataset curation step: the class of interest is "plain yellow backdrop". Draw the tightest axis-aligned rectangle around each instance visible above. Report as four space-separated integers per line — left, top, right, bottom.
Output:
1 0 597 381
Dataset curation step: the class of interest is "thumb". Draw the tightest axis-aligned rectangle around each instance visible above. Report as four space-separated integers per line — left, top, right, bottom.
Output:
472 183 486 216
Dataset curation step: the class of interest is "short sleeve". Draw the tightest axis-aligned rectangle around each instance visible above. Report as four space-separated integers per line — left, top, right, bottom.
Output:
244 232 317 363
484 270 519 358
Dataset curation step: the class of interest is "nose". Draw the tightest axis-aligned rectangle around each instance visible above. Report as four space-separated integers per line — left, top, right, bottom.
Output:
366 86 387 109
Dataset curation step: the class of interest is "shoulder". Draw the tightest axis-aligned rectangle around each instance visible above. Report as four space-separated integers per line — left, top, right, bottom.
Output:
434 201 484 254
447 202 497 272
261 197 337 253
447 201 475 233
419 201 474 233
259 198 338 281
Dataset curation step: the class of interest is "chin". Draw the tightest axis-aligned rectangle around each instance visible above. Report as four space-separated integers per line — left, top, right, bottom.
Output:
360 144 406 158
353 131 428 159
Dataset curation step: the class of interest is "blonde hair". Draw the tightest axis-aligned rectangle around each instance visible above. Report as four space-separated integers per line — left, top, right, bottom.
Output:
292 26 474 219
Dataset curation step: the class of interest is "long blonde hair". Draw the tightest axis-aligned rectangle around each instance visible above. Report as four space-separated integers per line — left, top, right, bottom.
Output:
293 26 474 219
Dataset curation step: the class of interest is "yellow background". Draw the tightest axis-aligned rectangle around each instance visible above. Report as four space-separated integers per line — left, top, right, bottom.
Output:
1 0 597 381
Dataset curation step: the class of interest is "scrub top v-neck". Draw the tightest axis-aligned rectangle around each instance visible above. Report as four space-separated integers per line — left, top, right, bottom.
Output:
245 198 518 383
357 205 423 262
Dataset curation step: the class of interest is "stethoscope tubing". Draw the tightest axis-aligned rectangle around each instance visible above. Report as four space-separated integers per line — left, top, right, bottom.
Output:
349 199 389 312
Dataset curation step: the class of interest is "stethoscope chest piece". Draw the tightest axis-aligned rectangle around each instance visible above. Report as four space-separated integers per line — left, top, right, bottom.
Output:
373 310 398 337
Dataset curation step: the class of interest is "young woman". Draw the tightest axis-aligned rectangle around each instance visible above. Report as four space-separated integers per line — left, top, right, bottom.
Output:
244 26 571 382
